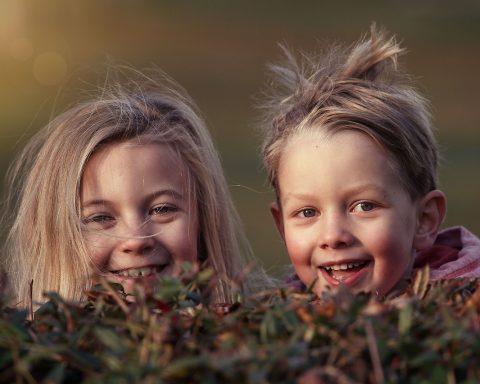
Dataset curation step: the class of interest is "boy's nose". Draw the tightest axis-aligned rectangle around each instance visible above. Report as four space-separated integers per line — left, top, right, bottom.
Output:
318 213 354 250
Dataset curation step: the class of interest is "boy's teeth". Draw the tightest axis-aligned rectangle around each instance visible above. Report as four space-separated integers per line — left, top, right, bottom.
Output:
324 262 366 271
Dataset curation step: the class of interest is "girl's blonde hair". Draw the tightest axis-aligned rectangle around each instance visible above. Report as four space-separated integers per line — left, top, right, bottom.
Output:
3 69 263 306
261 25 438 200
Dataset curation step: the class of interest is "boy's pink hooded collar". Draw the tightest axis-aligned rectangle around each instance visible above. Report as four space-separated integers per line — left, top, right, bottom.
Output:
414 226 480 280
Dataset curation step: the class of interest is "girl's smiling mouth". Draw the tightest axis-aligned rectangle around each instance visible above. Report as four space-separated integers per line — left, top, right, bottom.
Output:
109 264 170 279
319 260 371 287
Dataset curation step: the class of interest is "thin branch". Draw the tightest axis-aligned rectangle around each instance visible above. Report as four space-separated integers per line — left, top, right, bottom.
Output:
365 320 385 384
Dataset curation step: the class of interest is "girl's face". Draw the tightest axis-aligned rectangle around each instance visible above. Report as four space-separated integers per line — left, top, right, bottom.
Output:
271 130 422 297
81 141 198 293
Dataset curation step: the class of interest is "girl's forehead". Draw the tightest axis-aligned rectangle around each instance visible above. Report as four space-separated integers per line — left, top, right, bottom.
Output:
91 140 180 163
80 140 198 207
83 141 192 189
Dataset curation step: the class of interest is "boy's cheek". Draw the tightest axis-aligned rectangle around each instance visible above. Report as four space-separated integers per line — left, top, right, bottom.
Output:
290 256 317 287
284 235 309 266
283 226 320 285
286 241 316 284
299 270 318 288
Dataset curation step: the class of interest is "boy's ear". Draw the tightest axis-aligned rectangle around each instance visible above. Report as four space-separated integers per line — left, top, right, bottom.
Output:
270 202 285 241
413 190 447 250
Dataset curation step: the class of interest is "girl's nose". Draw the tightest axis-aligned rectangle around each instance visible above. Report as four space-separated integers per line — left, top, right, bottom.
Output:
117 221 156 256
318 212 354 250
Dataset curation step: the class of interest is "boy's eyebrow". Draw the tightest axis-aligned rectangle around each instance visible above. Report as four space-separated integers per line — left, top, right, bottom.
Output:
282 184 389 204
345 184 389 197
81 189 184 208
281 192 315 204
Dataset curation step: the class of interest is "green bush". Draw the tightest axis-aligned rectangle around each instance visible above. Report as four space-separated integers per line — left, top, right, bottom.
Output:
1 267 479 383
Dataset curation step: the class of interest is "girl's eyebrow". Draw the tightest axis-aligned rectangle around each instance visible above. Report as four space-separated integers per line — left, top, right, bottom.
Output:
148 189 184 201
81 189 184 208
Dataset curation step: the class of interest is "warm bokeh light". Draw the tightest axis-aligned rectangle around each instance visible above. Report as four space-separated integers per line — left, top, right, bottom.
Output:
10 37 33 61
32 51 67 85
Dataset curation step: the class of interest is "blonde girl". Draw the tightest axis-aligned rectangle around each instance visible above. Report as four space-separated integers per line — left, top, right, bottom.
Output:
3 70 265 306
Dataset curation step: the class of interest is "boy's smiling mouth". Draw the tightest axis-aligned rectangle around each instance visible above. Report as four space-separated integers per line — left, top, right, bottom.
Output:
319 260 371 286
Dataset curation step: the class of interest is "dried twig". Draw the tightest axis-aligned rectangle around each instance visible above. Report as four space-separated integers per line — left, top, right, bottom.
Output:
365 319 385 384
100 279 130 314
28 279 33 322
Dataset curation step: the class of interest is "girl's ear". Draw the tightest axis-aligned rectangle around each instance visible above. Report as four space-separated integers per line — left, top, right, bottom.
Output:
270 202 285 241
413 190 447 250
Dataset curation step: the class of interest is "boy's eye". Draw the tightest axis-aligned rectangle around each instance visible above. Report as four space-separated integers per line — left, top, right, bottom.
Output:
298 208 317 218
352 202 376 213
150 204 178 216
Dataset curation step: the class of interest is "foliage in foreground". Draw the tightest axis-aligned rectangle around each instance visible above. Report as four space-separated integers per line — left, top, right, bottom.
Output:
1 267 480 384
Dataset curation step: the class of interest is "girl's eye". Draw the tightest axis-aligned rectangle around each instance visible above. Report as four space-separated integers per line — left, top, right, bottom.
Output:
150 204 178 216
84 215 114 223
298 208 317 218
352 202 376 213
82 214 115 229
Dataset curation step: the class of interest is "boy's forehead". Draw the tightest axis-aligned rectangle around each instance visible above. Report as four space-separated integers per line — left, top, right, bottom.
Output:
278 129 406 189
287 126 330 143
284 127 374 150
285 126 401 162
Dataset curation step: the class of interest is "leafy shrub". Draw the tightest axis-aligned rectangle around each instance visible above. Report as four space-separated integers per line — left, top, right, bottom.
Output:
1 267 479 383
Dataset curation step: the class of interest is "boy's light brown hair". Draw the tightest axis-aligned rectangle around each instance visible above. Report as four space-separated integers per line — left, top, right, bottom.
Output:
261 25 439 200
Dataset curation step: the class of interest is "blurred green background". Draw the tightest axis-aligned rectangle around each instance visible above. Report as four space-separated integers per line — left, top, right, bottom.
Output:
1 0 479 273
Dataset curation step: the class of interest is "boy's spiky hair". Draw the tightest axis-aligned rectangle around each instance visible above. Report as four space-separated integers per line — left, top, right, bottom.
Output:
261 25 438 200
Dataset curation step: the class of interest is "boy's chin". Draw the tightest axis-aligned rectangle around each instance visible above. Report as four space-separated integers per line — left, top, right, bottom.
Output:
312 266 372 296
312 277 409 300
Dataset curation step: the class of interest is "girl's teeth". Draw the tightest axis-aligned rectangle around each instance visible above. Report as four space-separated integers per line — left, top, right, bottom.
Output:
139 267 152 276
128 269 138 277
116 266 163 278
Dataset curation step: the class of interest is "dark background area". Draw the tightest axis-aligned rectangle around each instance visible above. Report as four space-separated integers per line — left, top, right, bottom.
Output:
1 0 479 274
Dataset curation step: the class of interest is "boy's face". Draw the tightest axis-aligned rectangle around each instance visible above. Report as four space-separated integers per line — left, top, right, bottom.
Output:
272 130 422 297
81 141 198 294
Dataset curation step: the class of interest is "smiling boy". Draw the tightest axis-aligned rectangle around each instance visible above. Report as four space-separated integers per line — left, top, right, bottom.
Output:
260 27 480 297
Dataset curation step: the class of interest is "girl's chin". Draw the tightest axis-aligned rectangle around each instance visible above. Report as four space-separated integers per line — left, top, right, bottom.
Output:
102 273 162 295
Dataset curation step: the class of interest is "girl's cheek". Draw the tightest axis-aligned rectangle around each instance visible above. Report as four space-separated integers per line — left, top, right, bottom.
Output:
84 234 111 268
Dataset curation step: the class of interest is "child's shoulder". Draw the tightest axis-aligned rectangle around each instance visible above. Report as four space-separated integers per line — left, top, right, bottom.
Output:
285 272 307 292
414 226 480 280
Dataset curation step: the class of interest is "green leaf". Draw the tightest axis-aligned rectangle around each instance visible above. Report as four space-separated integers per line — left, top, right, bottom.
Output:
93 328 128 354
